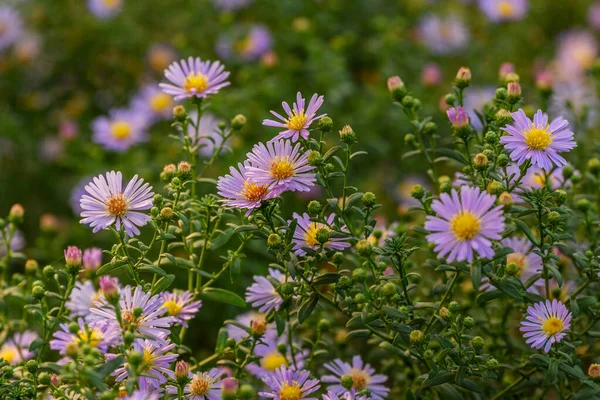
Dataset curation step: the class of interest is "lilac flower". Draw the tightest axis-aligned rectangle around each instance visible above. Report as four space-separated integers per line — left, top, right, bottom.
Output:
520 299 571 352
0 331 37 364
589 2 600 31
226 311 271 341
291 213 351 256
502 236 542 287
446 107 470 128
147 43 177 73
464 87 496 131
217 162 280 214
66 280 102 321
367 219 397 247
550 80 598 130
167 368 224 399
246 268 292 313
212 0 254 11
216 24 272 61
500 109 576 171
92 108 149 152
131 84 174 121
245 139 316 193
260 366 321 400
555 30 597 78
83 248 103 271
64 246 83 267
90 285 173 344
160 57 230 101
247 330 307 377
323 356 389 400
521 165 571 191
0 6 23 52
160 291 202 327
79 171 154 237
0 227 25 256
112 339 177 389
263 92 326 142
50 318 120 354
478 0 527 22
87 0 123 19
418 15 469 54
323 391 371 400
182 111 227 157
425 187 505 263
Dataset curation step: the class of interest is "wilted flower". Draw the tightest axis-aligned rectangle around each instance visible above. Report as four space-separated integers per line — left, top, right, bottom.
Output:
478 0 527 22
323 356 389 400
263 92 326 142
260 366 321 400
291 213 351 256
160 57 230 101
91 108 149 152
520 299 571 352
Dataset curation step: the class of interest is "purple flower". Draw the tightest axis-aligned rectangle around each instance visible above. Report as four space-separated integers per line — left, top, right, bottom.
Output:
66 280 102 321
83 247 103 271
260 366 321 400
226 311 271 341
521 165 571 191
245 139 316 193
79 171 154 237
520 299 571 352
92 108 149 152
217 162 280 215
425 187 505 263
90 285 174 344
131 83 174 122
245 268 291 313
502 236 542 288
112 339 177 389
550 80 598 130
87 0 123 19
323 391 370 400
160 291 202 327
555 30 597 78
0 6 23 52
0 227 25 256
500 109 576 171
99 276 119 298
446 106 470 128
216 24 272 61
212 0 254 11
246 329 307 377
418 15 469 54
589 2 600 31
50 318 120 355
263 92 326 142
160 57 230 101
64 246 83 267
291 213 351 256
0 330 37 364
182 111 227 157
70 176 93 215
464 87 496 132
478 0 527 22
323 356 389 400
176 368 223 399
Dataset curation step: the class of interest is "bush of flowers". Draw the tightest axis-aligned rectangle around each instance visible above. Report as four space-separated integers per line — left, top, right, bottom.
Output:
5 0 600 399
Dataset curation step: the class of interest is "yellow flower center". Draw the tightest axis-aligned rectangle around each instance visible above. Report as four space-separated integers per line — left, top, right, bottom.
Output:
150 93 172 112
110 121 132 140
141 348 155 371
0 346 17 364
286 110 307 131
524 127 553 151
270 157 295 180
573 46 595 69
190 375 211 396
541 316 564 336
450 211 480 241
77 329 103 348
304 223 329 247
242 180 268 202
105 194 128 217
235 37 253 54
507 252 527 276
262 351 288 372
184 72 209 94
350 368 371 390
161 300 183 316
103 0 120 7
279 382 302 400
497 1 515 17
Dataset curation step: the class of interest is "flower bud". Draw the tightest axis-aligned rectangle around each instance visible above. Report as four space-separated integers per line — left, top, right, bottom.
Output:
251 318 267 336
173 105 187 120
175 360 189 382
340 374 355 390
50 374 60 386
339 125 357 144
40 213 60 232
498 62 515 81
64 246 82 270
487 180 504 195
352 267 367 281
267 233 282 248
222 377 239 399
161 164 177 181
484 131 499 144
446 106 470 129
32 285 45 299
554 189 567 205
589 363 600 380
588 158 600 175
25 259 38 274
307 200 322 216
577 198 591 212
387 76 407 101
332 252 344 265
361 192 377 207
160 207 174 221
307 151 322 166
43 265 55 278
411 184 425 200
315 228 330 244
318 116 333 132
422 121 438 135
177 161 192 177
404 133 416 145
356 240 372 257
504 72 519 83
318 319 331 331
455 67 471 89
507 82 522 103
8 204 24 223
463 316 475 328
486 358 499 370
99 276 119 301
444 93 457 106
439 307 450 319
547 211 562 225
449 301 460 313
536 71 553 92
409 329 423 344
25 360 38 373
231 114 247 130
66 341 79 358
495 87 507 101
238 384 256 400
496 154 510 167
83 248 102 271
472 336 484 350
473 153 488 169
38 371 50 385
382 282 396 297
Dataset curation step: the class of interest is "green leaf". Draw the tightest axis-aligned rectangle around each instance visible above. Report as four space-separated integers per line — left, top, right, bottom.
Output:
471 263 482 291
345 329 370 340
312 273 341 285
514 219 539 247
476 289 503 304
200 288 246 308
151 274 175 295
232 224 258 235
423 371 455 388
210 228 233 250
138 264 167 277
298 294 319 324
96 260 127 275
229 258 241 283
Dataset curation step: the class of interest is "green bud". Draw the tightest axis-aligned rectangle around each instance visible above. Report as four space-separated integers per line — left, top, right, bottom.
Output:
422 121 438 135
68 322 79 334
484 131 499 144
362 192 377 207
239 384 256 400
547 211 561 224
445 93 457 106
32 286 45 300
339 125 357 144
280 282 295 296
38 371 50 385
231 114 247 130
160 207 174 221
332 252 344 265
487 358 499 370
487 180 504 195
25 360 38 374
150 207 159 217
449 301 460 313
495 87 507 101
307 151 323 166
356 240 373 257
473 153 488 169
42 265 55 278
318 319 331 331
127 350 143 367
562 165 574 179
555 189 567 205
463 316 475 328
318 116 333 132
588 158 600 175
402 95 415 108
25 260 38 275
472 336 484 350
352 268 368 281
315 228 330 244
382 282 396 297
496 154 510 167
267 233 282 248
577 198 591 212
409 329 423 344
404 133 416 145
506 262 520 276
411 184 425 200
354 293 366 304
439 182 452 194
336 276 353 290
307 200 322 216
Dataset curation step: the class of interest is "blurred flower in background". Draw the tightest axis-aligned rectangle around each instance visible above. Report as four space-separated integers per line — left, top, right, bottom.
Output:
418 14 469 54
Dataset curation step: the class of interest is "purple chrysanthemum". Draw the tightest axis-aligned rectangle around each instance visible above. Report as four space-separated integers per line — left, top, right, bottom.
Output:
260 366 321 400
246 330 306 377
79 171 154 237
520 299 572 352
245 139 316 193
291 213 351 256
111 339 177 389
50 318 120 355
446 106 470 128
263 92 326 142
425 187 505 263
0 6 23 52
226 311 271 341
217 162 280 215
83 247 103 271
500 109 576 171
418 15 469 54
92 108 149 152
159 57 230 101
131 83 174 121
0 330 37 364
216 24 272 61
160 291 202 327
66 280 102 321
478 0 527 22
322 391 371 400
502 236 542 288
245 268 292 313
323 356 389 400
87 0 123 19
90 285 174 344
167 368 223 399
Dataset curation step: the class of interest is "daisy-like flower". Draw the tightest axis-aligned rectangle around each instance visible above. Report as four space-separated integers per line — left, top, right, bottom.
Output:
555 29 598 78
167 368 223 399
322 391 371 400
79 171 154 237
550 80 598 130
87 0 123 20
216 24 272 61
425 187 505 263
183 111 227 157
263 92 326 142
0 330 38 364
131 84 174 121
323 356 389 400
66 280 103 321
160 291 202 327
0 227 25 256
226 311 272 341
90 285 173 344
245 268 292 313
291 213 351 256
478 0 527 22
160 57 230 101
213 0 254 11
446 106 470 128
502 236 542 286
520 299 572 352
246 330 307 377
147 43 177 73
92 108 149 152
0 6 23 52
112 339 177 389
260 366 321 400
245 139 316 193
418 15 469 54
217 162 280 215
521 165 571 191
500 109 576 171
50 318 120 355
83 247 103 271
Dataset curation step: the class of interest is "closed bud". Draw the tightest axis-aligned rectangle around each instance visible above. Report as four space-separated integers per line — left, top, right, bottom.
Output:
173 105 187 120
280 282 295 296
339 125 357 144
387 76 407 101
64 246 82 272
32 285 45 299
495 87 507 101
99 276 119 301
175 360 189 382
404 133 416 145
231 114 247 130
577 198 591 212
411 184 425 200
495 109 512 126
484 131 499 144
409 329 423 344
440 181 452 194
555 189 567 205
68 322 79 334
487 180 504 195
307 151 322 166
222 377 238 399
473 153 488 169
25 259 38 274
316 228 330 244
38 371 50 385
449 301 460 313
401 95 415 108
382 282 396 297
361 192 377 207
536 71 553 92
504 72 520 82
161 164 177 181
422 121 438 135
171 177 181 187
318 116 333 132
507 82 521 103
25 360 38 373
127 350 143 366
498 191 513 207
177 161 192 176
238 384 256 400
496 154 510 167
589 363 600 380
151 207 160 217
356 240 372 257
318 319 331 331
340 374 355 390
267 233 282 248
160 207 174 221
472 336 484 350
352 267 367 281
463 316 475 328
50 374 60 386
487 358 499 370
65 341 79 358
547 211 562 225
562 165 574 179
498 62 515 81
307 200 322 216
439 307 450 319
42 265 55 278
251 318 267 336
455 67 471 88
588 158 600 175
332 252 344 265
444 93 457 106
8 204 24 223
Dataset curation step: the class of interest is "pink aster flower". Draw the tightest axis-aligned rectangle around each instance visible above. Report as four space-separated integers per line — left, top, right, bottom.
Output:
520 299 571 352
79 171 154 237
500 109 576 171
160 291 202 327
50 318 120 355
245 139 316 193
446 106 470 128
159 57 230 101
418 15 469 54
478 0 527 22
0 6 23 52
0 330 37 364
245 268 292 313
323 356 389 400
131 83 174 122
87 0 123 19
263 92 326 142
425 187 505 263
260 366 321 400
83 247 103 271
91 108 149 152
291 213 352 256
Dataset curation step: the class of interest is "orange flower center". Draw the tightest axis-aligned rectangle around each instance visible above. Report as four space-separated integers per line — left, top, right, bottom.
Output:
242 181 268 202
270 156 295 180
105 194 128 217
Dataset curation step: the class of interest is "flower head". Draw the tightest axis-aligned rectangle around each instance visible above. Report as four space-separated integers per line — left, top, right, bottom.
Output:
323 356 389 400
50 318 120 355
520 299 571 352
446 106 470 128
87 0 123 19
168 367 223 399
216 24 273 61
246 268 292 313
66 280 103 321
502 236 542 285
112 339 177 389
131 84 174 121
0 330 37 364
478 0 527 22
160 57 230 101
246 330 307 377
83 247 103 271
160 291 202 327
263 92 326 142
92 108 149 152
260 366 321 400
291 213 351 256
0 6 23 52
425 187 505 263
80 171 154 237
64 246 83 267
556 29 597 78
418 15 469 54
